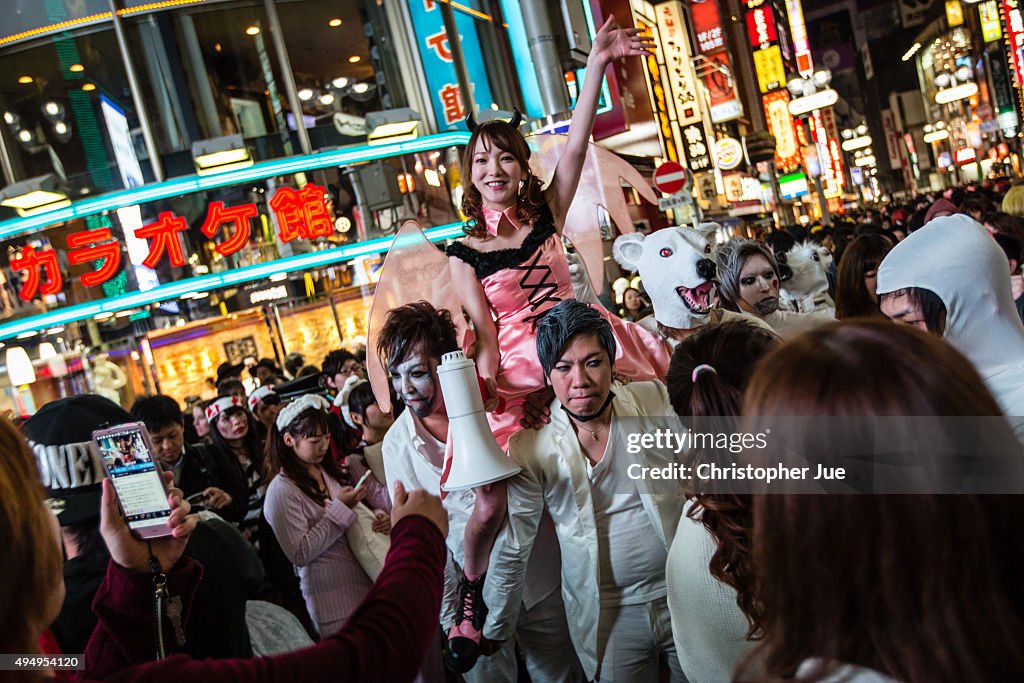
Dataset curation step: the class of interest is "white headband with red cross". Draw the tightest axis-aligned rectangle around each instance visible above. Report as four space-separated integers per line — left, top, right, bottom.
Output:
206 395 245 422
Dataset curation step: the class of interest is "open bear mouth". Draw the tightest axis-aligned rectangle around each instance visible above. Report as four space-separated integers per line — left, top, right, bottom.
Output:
676 281 714 315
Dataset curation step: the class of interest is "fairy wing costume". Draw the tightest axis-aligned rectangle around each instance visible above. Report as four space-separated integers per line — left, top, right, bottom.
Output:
367 135 669 447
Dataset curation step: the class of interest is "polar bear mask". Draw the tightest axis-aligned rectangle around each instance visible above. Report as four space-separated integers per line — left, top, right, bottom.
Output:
613 224 719 330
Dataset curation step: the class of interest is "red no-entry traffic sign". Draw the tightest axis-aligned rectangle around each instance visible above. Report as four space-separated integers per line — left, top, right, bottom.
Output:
653 162 688 194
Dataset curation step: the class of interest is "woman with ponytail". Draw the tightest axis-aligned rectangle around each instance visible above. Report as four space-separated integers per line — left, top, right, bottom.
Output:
663 320 779 682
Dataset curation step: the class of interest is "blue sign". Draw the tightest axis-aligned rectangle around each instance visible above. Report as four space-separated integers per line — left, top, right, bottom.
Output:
407 0 497 130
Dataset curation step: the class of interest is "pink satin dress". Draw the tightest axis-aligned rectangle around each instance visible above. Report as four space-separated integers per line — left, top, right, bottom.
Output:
446 205 671 448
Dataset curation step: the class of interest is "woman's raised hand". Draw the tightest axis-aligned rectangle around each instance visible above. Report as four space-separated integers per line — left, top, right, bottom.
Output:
590 15 655 65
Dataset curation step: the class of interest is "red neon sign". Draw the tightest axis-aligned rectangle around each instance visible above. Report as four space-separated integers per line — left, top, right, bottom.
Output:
10 183 335 302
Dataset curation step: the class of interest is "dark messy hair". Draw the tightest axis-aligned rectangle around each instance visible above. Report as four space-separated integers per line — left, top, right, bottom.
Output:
879 287 948 334
217 378 246 398
535 300 616 378
130 395 184 433
376 301 459 369
347 381 378 421
835 234 893 320
460 120 545 240
742 321 1024 683
264 408 343 505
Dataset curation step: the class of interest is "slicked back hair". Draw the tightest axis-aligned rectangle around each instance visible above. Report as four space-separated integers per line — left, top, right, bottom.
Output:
535 300 616 378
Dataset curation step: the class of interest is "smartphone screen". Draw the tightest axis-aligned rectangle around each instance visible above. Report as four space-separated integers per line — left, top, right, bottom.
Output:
94 424 172 532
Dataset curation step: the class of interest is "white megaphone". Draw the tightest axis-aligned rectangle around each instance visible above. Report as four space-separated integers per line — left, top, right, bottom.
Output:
438 351 521 491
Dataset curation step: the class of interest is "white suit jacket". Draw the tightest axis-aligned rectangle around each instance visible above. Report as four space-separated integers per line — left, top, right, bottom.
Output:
484 380 683 679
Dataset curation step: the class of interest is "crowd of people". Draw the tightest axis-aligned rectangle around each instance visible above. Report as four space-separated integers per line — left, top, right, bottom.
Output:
2 17 1024 683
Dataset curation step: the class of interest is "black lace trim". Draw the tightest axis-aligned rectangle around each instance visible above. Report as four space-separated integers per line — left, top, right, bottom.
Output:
446 205 557 279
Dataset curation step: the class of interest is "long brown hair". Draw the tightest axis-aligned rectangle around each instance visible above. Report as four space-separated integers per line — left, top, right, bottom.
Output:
834 234 892 319
460 120 545 239
665 320 779 638
265 408 346 505
742 321 1024 682
0 418 63 673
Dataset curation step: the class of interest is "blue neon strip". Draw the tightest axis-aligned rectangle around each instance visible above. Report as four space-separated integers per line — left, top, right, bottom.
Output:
0 221 466 340
0 132 472 242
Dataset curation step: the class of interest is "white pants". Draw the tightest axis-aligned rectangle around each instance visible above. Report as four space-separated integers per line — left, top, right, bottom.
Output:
466 588 585 683
594 597 686 683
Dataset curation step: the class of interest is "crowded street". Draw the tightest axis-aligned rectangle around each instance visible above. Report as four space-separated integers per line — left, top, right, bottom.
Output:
0 0 1021 680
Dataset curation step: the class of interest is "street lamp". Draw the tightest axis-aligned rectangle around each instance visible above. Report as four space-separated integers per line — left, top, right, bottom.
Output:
786 68 839 225
787 68 839 116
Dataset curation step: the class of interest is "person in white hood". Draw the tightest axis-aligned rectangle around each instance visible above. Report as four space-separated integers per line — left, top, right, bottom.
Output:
877 214 1024 438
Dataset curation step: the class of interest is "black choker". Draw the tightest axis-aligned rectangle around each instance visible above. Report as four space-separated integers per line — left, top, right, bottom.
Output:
560 391 615 423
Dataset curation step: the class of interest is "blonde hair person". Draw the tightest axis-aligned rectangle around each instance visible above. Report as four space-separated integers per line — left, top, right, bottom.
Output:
1002 184 1024 217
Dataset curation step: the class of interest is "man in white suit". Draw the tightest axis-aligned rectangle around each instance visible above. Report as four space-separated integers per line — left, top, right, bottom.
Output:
485 300 686 682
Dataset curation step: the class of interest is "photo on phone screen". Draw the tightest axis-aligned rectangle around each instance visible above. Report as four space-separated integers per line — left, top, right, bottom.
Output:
94 424 172 533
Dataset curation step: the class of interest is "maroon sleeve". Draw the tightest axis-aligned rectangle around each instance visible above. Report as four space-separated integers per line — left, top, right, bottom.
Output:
77 515 446 683
78 557 203 680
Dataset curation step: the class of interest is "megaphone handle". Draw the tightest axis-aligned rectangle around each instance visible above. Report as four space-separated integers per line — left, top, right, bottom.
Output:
476 374 506 414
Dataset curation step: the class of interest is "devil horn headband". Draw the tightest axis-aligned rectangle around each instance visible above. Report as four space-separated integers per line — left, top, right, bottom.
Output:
464 108 523 132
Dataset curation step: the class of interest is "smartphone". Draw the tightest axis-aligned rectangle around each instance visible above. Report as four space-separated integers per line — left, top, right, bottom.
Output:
355 469 374 490
92 422 175 540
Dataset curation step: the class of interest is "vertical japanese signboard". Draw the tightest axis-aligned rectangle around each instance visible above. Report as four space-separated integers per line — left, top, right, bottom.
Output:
786 0 813 75
820 107 845 197
408 0 496 129
638 19 680 163
981 0 1003 42
691 0 743 122
1003 0 1024 89
763 90 801 171
657 1 702 127
657 1 714 171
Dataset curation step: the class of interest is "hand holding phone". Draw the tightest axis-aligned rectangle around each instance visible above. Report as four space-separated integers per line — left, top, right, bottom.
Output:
93 422 175 540
355 469 374 491
99 474 196 573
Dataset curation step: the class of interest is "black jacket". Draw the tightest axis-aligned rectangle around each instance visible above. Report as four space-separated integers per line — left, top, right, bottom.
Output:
177 442 248 524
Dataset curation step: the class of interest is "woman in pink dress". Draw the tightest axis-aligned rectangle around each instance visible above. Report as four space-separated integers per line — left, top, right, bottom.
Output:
440 14 668 671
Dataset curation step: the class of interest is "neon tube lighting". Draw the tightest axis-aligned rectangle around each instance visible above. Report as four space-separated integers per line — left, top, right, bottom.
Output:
0 221 465 341
0 132 471 241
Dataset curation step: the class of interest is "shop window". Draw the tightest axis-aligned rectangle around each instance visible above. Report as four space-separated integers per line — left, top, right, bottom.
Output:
0 27 148 195
124 2 299 176
275 0 393 148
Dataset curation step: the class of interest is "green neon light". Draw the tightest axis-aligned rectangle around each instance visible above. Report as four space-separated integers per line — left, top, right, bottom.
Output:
0 221 465 341
0 132 471 241
578 0 612 115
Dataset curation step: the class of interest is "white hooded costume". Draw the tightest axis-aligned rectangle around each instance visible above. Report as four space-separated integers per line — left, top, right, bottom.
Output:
877 214 1024 438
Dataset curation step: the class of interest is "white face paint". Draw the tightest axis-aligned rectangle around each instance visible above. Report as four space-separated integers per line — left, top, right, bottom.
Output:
612 225 721 330
738 254 780 317
389 346 443 419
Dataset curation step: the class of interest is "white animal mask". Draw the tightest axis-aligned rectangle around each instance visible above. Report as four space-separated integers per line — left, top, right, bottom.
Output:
613 224 720 330
780 241 833 313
